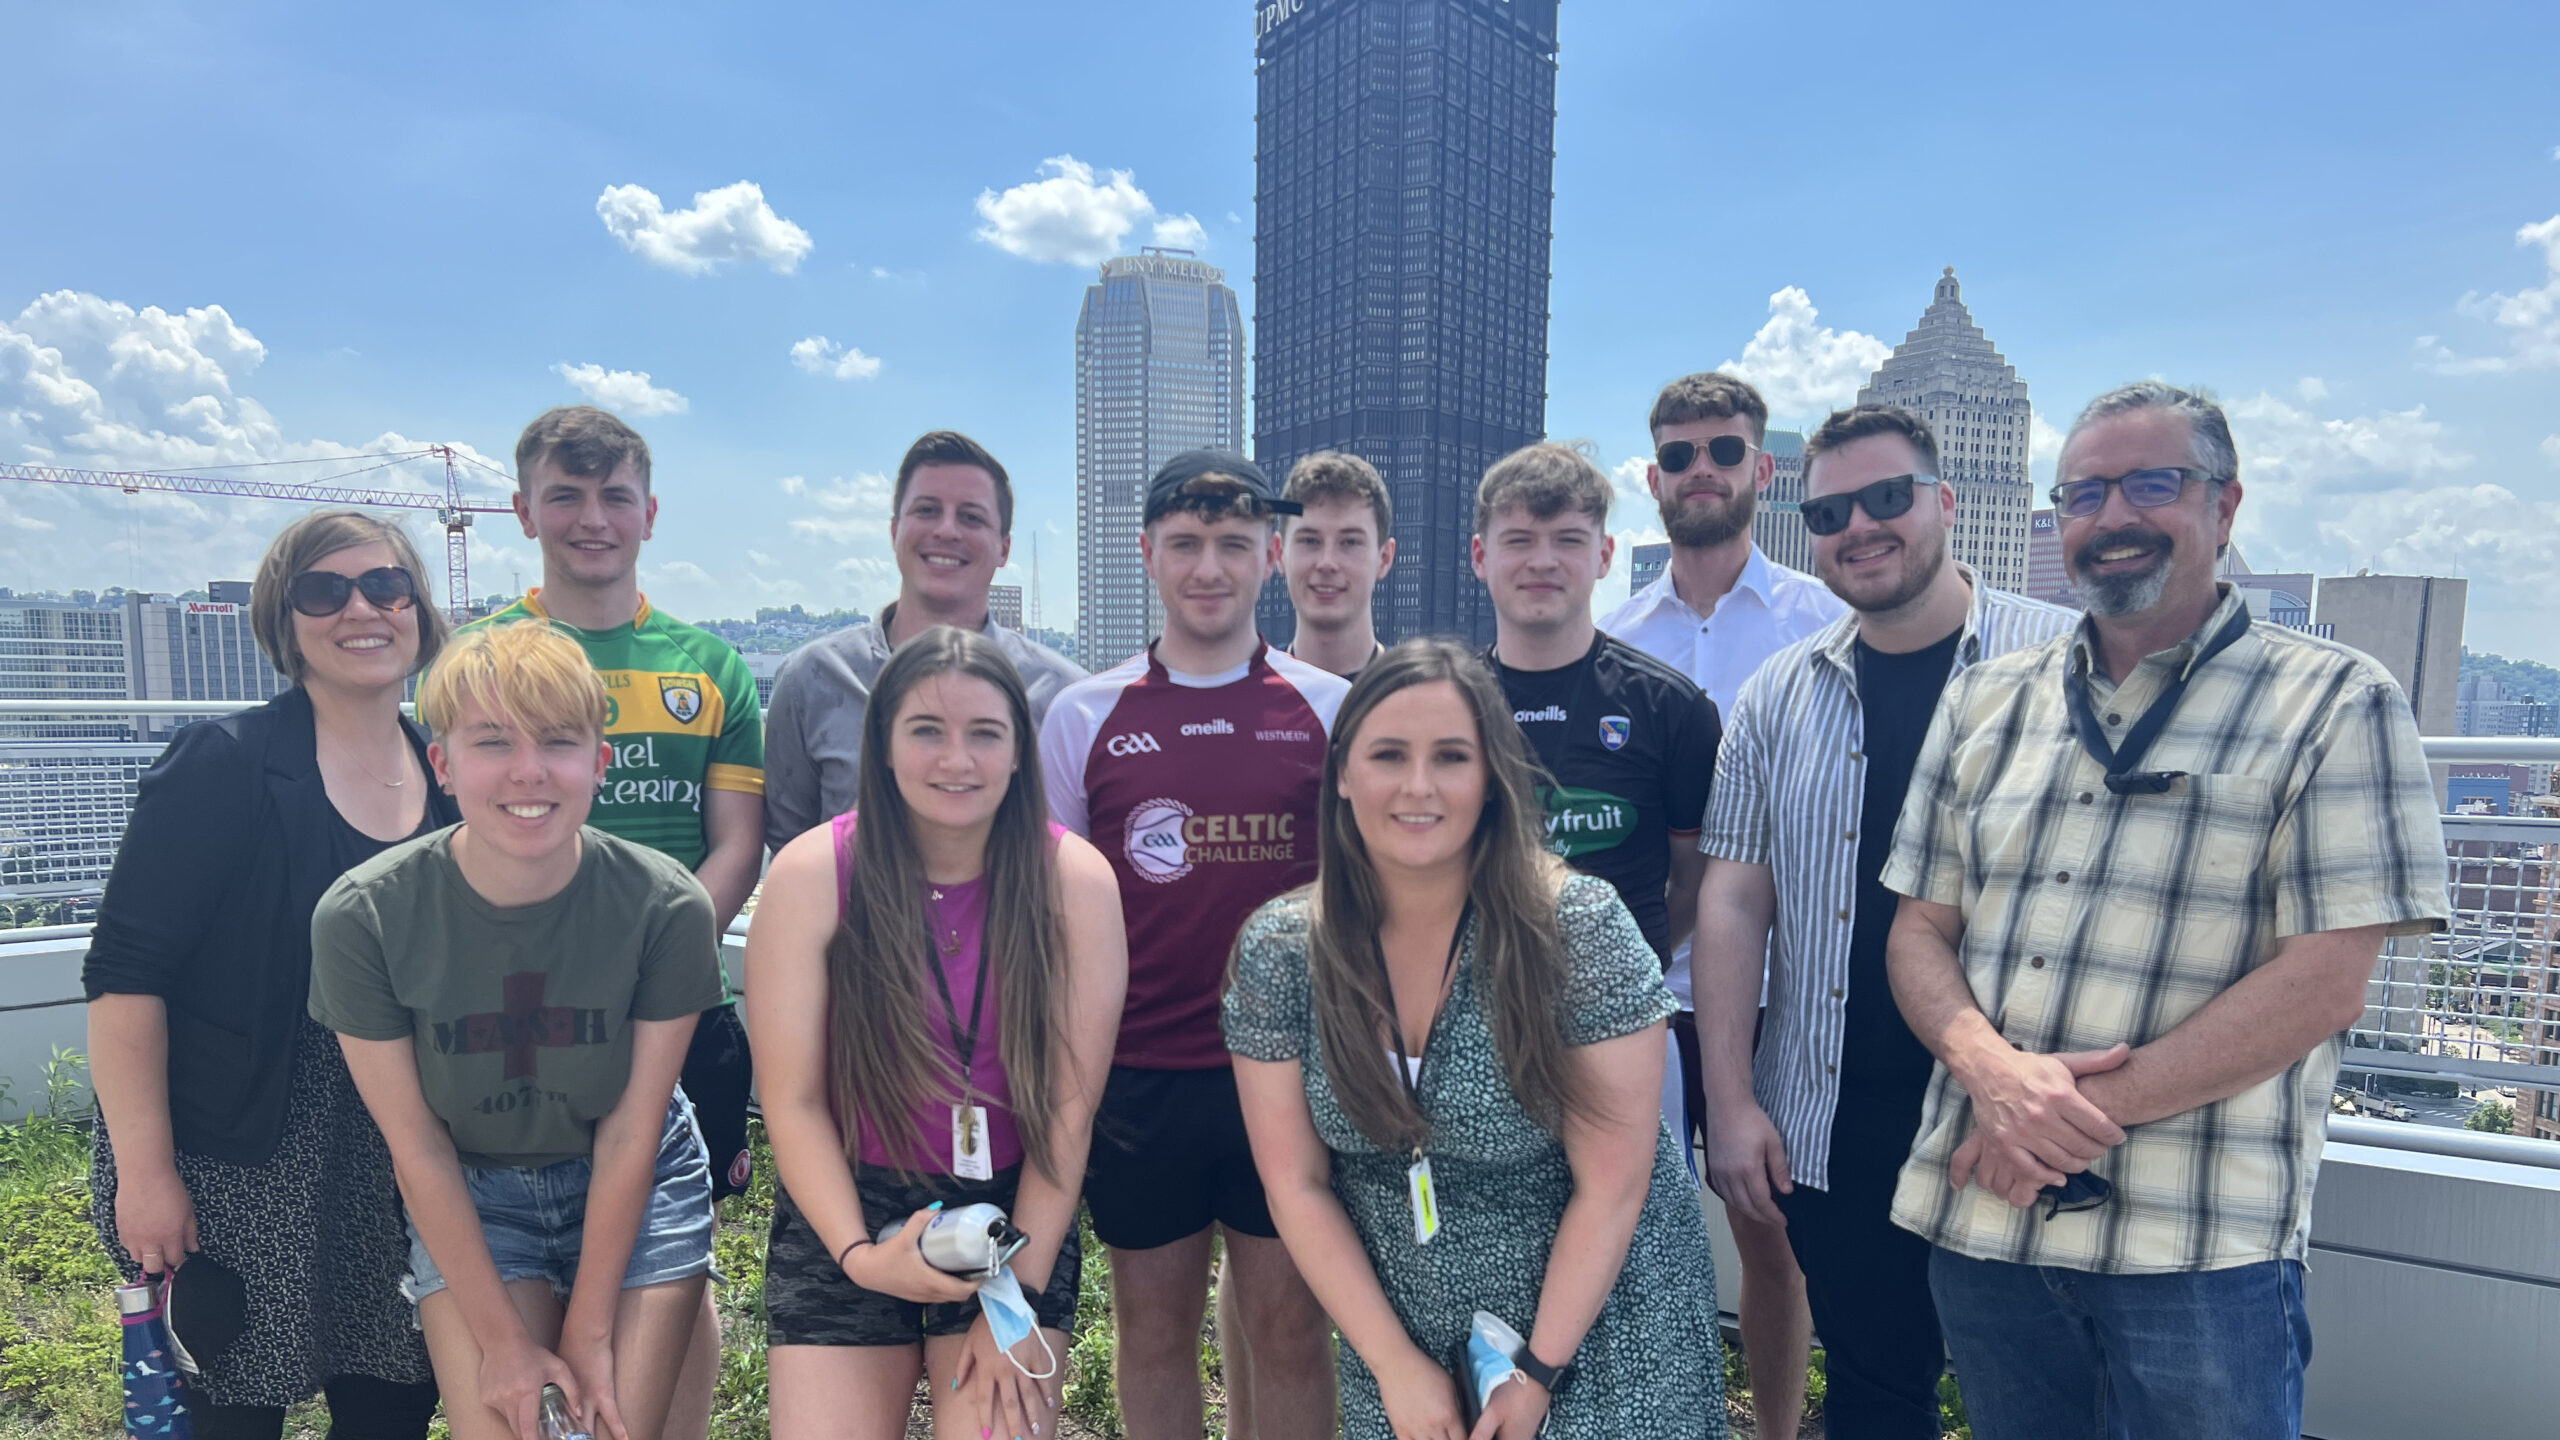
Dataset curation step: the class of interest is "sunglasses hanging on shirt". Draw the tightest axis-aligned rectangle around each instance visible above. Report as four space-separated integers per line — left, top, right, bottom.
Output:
286 566 419 618
1800 475 1926 537
1654 434 1753 473
2063 605 2254 796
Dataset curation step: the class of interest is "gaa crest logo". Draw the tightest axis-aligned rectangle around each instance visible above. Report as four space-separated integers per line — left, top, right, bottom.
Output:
659 676 704 725
1597 715 1631 751
1124 797 1195 884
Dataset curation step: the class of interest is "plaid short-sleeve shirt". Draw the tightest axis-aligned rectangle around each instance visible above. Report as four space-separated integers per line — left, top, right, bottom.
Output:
1880 585 2449 1274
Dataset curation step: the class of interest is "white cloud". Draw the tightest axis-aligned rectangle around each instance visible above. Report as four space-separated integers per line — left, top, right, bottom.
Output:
595 181 813 276
2418 213 2560 373
553 362 687 417
781 471 894 544
0 289 512 603
973 156 1204 265
2542 434 2560 467
2295 376 2329 403
2027 412 2067 483
1717 288 1891 425
2225 391 2472 501
788 335 883 381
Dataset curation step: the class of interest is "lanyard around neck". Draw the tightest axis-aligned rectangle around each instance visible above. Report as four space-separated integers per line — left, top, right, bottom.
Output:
1376 900 1475 1137
2064 606 2252 795
923 889 992 1095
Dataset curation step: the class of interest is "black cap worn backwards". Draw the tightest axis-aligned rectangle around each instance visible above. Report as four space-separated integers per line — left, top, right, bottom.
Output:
1142 450 1300 524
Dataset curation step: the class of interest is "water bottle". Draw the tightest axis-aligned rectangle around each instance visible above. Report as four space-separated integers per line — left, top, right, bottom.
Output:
115 1277 194 1438
537 1384 592 1440
875 1202 1030 1280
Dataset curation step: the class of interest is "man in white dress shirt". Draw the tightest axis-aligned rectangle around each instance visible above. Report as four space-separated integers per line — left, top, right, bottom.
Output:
1600 371 1841 1440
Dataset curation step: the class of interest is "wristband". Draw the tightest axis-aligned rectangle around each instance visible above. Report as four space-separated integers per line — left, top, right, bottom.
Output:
835 1238 871 1270
1511 1343 1572 1396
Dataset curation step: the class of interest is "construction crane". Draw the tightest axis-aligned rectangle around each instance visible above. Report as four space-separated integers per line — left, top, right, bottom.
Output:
0 445 514 622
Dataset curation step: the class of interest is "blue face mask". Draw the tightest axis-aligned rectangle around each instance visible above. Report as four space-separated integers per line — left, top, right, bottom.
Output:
1466 1310 1529 1412
978 1265 1058 1380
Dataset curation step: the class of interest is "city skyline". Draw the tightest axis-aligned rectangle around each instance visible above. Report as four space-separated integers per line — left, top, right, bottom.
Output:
1 4 2557 657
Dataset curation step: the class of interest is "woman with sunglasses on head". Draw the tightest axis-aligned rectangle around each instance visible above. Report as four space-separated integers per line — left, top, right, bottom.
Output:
1224 640 1726 1440
85 510 456 1440
747 627 1125 1440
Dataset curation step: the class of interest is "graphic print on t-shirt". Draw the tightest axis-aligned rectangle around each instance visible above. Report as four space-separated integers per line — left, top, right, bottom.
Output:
472 593 765 869
1041 644 1348 1069
431 972 611 1081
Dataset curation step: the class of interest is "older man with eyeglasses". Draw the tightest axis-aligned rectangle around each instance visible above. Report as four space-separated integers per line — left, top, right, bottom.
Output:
1880 381 2451 1440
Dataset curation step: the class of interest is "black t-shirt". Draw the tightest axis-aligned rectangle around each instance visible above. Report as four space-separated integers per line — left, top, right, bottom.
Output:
1488 634 1722 962
1840 626 1963 1098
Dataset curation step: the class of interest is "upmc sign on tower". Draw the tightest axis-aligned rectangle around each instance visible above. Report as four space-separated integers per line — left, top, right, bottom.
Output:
1250 0 1562 648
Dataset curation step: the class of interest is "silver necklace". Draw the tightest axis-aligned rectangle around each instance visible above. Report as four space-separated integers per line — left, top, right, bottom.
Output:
328 732 408 788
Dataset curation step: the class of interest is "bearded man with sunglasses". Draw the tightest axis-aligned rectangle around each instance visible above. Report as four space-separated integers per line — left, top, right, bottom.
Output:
1598 371 1837 1440
1879 383 2447 1440
1691 405 2073 1439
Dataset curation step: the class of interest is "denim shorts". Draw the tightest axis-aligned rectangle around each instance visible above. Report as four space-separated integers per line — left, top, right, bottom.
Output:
403 1094 716 1305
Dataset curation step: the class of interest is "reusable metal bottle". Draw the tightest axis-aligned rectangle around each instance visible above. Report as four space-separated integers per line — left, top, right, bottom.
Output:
875 1202 1030 1281
115 1277 194 1438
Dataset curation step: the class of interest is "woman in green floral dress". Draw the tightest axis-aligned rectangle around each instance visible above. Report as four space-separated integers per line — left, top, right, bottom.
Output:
1225 640 1726 1440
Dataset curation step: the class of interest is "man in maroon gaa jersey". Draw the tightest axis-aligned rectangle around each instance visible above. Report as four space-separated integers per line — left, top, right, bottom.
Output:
1043 451 1346 1440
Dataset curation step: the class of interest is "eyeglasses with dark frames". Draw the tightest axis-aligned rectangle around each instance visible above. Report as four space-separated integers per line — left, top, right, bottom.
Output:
2047 467 2207 519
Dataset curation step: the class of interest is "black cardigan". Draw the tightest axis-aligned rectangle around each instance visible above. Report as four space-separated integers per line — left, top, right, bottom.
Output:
83 687 455 1167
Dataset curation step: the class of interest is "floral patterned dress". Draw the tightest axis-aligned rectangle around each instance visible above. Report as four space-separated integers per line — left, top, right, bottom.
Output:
1222 874 1728 1439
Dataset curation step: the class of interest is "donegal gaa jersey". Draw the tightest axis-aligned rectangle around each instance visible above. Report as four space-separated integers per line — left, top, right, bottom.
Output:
1489 633 1721 962
473 592 764 869
1040 642 1348 1070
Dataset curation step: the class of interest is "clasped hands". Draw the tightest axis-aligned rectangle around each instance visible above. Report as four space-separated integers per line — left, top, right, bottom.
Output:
1949 1040 2131 1209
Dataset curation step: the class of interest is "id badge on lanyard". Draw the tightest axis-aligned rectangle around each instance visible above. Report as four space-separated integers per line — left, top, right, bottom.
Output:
1408 1154 1441 1244
952 1104 993 1181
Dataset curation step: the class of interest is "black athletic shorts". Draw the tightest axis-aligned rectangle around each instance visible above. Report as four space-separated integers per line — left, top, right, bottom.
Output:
763 1164 1080 1347
1081 1064 1276 1251
682 1002 756 1202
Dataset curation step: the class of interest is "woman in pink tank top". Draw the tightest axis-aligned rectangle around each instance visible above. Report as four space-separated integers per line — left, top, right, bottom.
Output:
747 627 1127 1440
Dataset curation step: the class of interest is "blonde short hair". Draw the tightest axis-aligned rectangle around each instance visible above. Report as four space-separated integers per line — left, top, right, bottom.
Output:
249 510 451 684
417 621 608 741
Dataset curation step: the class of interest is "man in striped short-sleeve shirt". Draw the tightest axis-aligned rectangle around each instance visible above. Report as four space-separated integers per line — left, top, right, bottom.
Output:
1696 404 2073 1439
1882 383 2449 1440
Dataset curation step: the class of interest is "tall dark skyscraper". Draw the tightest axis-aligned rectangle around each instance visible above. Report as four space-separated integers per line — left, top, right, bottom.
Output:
1251 0 1560 646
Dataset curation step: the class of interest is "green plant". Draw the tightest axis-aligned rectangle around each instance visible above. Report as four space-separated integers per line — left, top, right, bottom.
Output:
2467 1098 2518 1134
709 1119 778 1440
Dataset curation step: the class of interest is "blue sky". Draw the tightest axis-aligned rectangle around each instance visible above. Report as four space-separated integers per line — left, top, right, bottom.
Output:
4 1 2558 655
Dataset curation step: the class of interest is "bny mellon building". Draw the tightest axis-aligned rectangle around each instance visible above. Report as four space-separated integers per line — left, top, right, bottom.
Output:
1856 268 2034 590
1251 0 1561 645
1075 250 1247 669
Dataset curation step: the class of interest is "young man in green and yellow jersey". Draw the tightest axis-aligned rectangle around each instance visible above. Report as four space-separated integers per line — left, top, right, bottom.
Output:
471 405 764 1440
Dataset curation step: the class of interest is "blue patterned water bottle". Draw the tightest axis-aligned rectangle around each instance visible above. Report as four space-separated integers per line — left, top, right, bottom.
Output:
115 1277 194 1438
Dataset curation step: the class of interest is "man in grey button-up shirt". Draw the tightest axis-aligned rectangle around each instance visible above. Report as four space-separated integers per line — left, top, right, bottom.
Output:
762 430 1086 854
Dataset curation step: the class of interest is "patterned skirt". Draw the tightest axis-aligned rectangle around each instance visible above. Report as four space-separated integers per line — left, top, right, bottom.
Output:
90 1016 431 1408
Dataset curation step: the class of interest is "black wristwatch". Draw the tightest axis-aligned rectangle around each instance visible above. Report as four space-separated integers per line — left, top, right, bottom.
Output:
1512 1343 1573 1396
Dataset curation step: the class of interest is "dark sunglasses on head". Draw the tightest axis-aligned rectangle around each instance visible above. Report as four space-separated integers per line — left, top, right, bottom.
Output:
1800 475 1925 537
1655 434 1753 473
287 566 418 618
2048 466 2202 519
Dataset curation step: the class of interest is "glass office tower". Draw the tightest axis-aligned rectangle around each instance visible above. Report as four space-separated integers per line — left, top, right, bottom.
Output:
1251 0 1561 646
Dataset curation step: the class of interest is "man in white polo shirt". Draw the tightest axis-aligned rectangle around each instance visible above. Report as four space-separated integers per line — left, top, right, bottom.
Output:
1600 371 1841 1440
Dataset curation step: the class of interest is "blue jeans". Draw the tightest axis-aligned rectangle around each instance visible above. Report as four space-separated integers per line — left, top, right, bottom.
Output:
1929 1248 2311 1440
402 1095 715 1305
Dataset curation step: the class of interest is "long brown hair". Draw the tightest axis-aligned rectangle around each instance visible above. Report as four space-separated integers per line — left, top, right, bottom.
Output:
1289 638 1584 1152
827 627 1069 1180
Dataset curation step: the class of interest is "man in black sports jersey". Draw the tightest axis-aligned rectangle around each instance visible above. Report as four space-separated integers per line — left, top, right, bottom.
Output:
1473 442 1722 966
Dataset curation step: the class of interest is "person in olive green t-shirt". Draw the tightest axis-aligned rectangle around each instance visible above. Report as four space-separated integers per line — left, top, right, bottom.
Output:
312 826 722 1167
315 620 720 1440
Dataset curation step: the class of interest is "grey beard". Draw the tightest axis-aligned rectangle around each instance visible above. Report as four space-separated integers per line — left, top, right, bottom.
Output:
2076 561 2171 618
1661 487 1754 548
